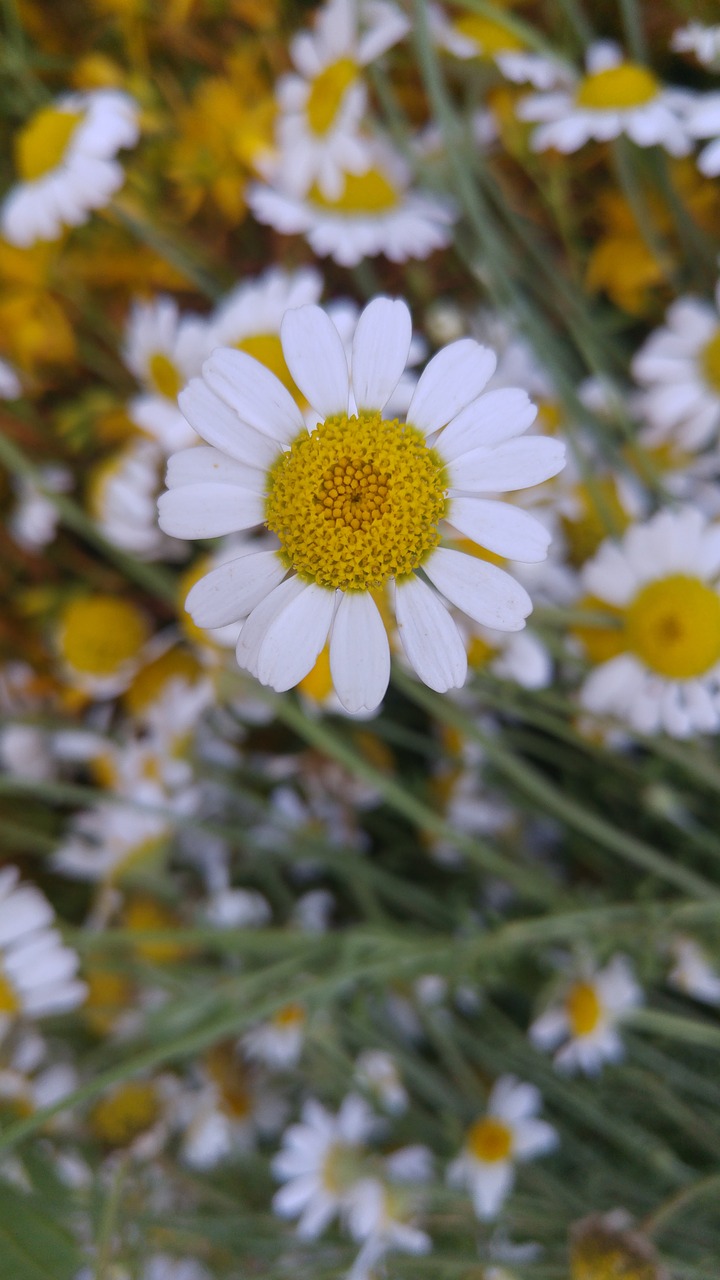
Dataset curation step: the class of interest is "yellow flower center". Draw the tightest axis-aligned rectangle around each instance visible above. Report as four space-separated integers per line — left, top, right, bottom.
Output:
322 1142 362 1194
84 968 134 1037
148 352 182 401
0 970 19 1015
236 332 301 399
272 1002 306 1029
59 596 149 678
310 168 399 214
467 1116 513 1163
264 412 447 591
575 63 659 111
625 575 720 679
453 14 524 54
700 328 720 394
566 981 603 1037
124 647 200 715
15 105 84 181
306 57 358 135
206 1042 252 1120
90 1081 160 1147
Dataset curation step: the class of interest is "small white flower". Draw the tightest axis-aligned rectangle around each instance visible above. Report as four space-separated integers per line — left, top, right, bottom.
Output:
354 1050 408 1114
89 438 184 561
53 803 173 884
668 937 720 1006
242 1003 307 1070
448 1075 557 1219
2 90 139 247
346 1174 431 1280
124 296 212 453
431 4 571 89
209 267 323 358
672 23 720 71
632 282 720 450
530 955 642 1075
0 867 86 1038
8 465 71 553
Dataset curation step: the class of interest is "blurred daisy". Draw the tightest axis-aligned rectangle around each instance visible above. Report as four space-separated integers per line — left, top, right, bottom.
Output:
0 866 86 1039
272 1094 376 1239
8 464 71 552
56 594 150 698
159 295 564 713
248 145 456 267
530 955 642 1074
578 509 720 737
448 1075 557 1219
209 267 322 397
518 41 691 156
684 92 720 177
53 802 172 884
672 24 720 71
124 296 211 453
242 1003 306 1070
89 438 185 561
668 937 720 1006
275 0 408 199
632 283 720 449
2 90 139 247
354 1049 407 1114
346 1170 431 1280
179 1041 286 1168
432 5 571 89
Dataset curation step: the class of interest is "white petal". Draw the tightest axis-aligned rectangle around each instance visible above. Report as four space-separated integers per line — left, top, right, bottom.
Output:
186 550 287 628
448 498 551 562
395 574 467 692
281 305 350 418
424 547 532 630
178 378 278 468
166 446 263 491
255 583 337 692
406 340 497 435
202 348 305 442
157 483 264 538
471 1160 514 1219
438 389 538 460
351 297 412 411
448 437 566 492
330 592 391 713
236 575 308 676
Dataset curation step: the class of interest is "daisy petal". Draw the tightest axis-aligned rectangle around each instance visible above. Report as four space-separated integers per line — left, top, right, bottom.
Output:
448 498 551 562
202 349 305 442
166 446 263 491
330 592 391 713
157 483 264 538
281 305 350 418
178 378 278 468
448 437 566 492
438 389 538 460
351 297 412 411
236 576 308 677
255 583 337 692
406 340 497 435
424 547 532 630
395 574 467 692
185 550 287 629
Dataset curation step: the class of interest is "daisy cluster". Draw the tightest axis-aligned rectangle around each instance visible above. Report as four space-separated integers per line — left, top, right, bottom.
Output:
1 1 720 1278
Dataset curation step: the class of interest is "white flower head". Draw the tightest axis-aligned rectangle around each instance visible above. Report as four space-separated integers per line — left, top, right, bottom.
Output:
632 283 720 450
345 1173 431 1280
89 438 185 561
672 23 720 71
9 465 71 553
124 296 212 453
448 1075 557 1219
354 1050 408 1114
518 41 692 156
158 295 564 714
431 4 571 90
2 90 139 247
530 955 642 1075
668 937 720 1007
242 1002 307 1070
0 867 86 1039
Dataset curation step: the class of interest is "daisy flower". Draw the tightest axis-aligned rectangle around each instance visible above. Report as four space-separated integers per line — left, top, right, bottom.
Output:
632 282 720 449
668 937 720 1007
209 267 323 398
88 438 185 561
448 1075 557 1219
431 5 571 90
672 23 720 71
124 296 212 453
0 866 86 1039
242 1003 307 1070
8 464 71 553
354 1049 408 1115
2 90 139 247
684 92 720 177
248 144 456 267
158 296 564 713
518 41 691 156
346 1173 431 1280
530 955 642 1075
56 594 150 698
275 0 408 199
578 508 720 738
272 1093 376 1239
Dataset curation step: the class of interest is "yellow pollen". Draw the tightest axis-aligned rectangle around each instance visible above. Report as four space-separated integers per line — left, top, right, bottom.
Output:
0 970 19 1015
310 168 399 214
90 1081 160 1147
148 352 182 401
236 332 301 400
700 328 720 395
264 412 447 591
566 981 603 1037
59 596 149 678
575 63 659 111
625 575 720 680
15 105 84 181
306 57 358 135
453 14 524 54
206 1042 252 1120
272 1002 306 1029
467 1116 513 1163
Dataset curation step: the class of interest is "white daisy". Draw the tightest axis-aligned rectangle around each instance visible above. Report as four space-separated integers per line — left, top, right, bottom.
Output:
88 438 185 561
518 41 692 156
242 1003 307 1070
431 5 571 89
209 268 323 371
668 937 720 1007
578 508 720 738
2 90 139 247
179 1042 286 1169
684 91 720 177
248 144 456 267
448 1075 557 1220
0 867 86 1038
632 282 720 450
52 802 173 884
124 296 212 453
530 955 642 1075
272 1093 376 1240
158 295 564 713
275 0 408 199
346 1172 431 1280
672 23 720 71
8 464 71 552
354 1050 408 1114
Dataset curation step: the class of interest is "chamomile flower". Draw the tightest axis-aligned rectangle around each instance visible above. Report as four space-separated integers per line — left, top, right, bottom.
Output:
209 268 323 382
179 1041 286 1168
89 438 185 561
432 5 571 89
275 0 408 199
530 955 642 1075
668 937 720 1006
124 296 212 453
672 23 720 71
684 93 720 177
448 1076 557 1220
56 594 150 697
53 802 172 884
518 41 691 156
242 1003 307 1070
578 509 720 738
0 867 86 1039
9 465 71 552
1 89 139 247
354 1049 407 1114
632 283 720 449
159 296 564 713
346 1173 431 1279
248 145 456 266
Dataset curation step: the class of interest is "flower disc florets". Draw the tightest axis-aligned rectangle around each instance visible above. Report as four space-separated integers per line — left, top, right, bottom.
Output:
265 411 447 591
